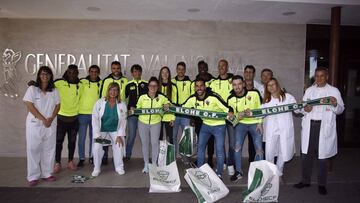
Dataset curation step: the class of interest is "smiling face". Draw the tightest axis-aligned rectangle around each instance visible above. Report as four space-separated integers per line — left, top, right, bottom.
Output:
89 67 100 81
176 64 186 78
161 68 170 81
111 64 121 78
314 69 328 87
66 68 78 83
232 78 244 95
267 79 278 95
39 70 51 84
108 86 119 99
218 61 228 76
244 68 255 81
148 81 159 95
195 80 206 97
198 63 208 75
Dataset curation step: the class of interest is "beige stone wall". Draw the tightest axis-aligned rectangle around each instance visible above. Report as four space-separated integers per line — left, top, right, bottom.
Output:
0 19 305 157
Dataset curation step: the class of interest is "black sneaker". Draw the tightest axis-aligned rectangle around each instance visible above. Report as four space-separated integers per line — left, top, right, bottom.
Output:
318 186 327 195
294 182 311 189
230 171 243 182
77 160 85 167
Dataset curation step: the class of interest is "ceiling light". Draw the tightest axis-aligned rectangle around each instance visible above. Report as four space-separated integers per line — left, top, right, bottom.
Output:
87 7 101 12
282 11 296 16
188 8 200 13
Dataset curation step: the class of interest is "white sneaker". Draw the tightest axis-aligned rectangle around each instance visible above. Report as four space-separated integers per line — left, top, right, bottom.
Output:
142 164 149 174
227 165 235 176
91 170 100 177
116 169 125 175
223 163 227 170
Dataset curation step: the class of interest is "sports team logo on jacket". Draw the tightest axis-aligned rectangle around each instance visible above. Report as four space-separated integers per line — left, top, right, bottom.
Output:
205 100 210 106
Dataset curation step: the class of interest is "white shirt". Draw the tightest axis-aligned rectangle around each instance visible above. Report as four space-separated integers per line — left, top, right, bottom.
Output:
254 80 265 98
306 85 327 120
23 86 60 121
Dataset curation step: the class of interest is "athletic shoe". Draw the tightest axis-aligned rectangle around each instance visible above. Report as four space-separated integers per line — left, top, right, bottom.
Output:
116 169 125 175
77 160 85 167
42 176 56 182
217 174 223 181
318 186 327 195
91 170 100 177
293 182 311 189
67 161 77 171
53 163 61 174
28 179 40 187
89 157 93 164
142 164 149 174
230 171 243 182
227 165 235 176
123 157 130 162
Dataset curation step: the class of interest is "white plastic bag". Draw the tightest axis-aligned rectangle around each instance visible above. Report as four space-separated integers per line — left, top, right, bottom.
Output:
149 162 181 193
179 126 197 157
184 164 229 203
243 160 280 202
158 140 176 166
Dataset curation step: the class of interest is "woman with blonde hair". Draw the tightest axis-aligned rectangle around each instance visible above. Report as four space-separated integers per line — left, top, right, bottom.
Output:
91 82 127 177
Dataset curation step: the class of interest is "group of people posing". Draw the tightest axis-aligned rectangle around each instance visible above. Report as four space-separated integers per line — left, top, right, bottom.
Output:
23 59 344 195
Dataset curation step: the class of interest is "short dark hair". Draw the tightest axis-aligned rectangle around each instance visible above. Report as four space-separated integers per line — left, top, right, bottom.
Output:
244 65 256 73
261 68 273 76
111 61 121 67
315 66 328 74
130 64 142 73
89 65 100 73
232 75 244 82
148 76 159 86
198 60 208 69
194 77 206 85
62 64 79 79
36 66 55 92
177 61 186 69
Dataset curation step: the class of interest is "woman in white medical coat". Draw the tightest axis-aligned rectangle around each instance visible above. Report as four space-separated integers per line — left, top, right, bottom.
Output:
23 66 60 186
262 78 296 176
91 82 127 177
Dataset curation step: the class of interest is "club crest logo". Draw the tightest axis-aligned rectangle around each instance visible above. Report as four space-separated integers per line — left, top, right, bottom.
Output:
194 171 212 188
205 100 210 106
247 95 252 101
157 170 170 181
260 182 272 197
1 48 21 99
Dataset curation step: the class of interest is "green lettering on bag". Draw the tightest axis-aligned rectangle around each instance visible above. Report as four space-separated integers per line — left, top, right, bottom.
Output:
242 168 263 200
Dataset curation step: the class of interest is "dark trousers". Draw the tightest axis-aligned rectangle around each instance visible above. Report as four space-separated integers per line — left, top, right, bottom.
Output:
194 118 214 164
301 121 328 186
159 121 174 144
248 133 255 162
55 117 79 163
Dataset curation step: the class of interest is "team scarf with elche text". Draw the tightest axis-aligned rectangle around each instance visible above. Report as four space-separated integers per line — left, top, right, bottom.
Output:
128 97 332 126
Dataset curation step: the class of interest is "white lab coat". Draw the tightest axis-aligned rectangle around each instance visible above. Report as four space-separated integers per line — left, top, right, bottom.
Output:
301 83 345 159
91 98 127 174
92 98 127 139
23 86 60 181
254 80 265 98
262 93 296 163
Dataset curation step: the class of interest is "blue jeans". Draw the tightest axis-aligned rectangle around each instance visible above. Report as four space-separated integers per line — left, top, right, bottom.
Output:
226 123 235 167
234 123 263 173
172 116 190 155
78 114 93 160
198 124 225 176
125 115 138 158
